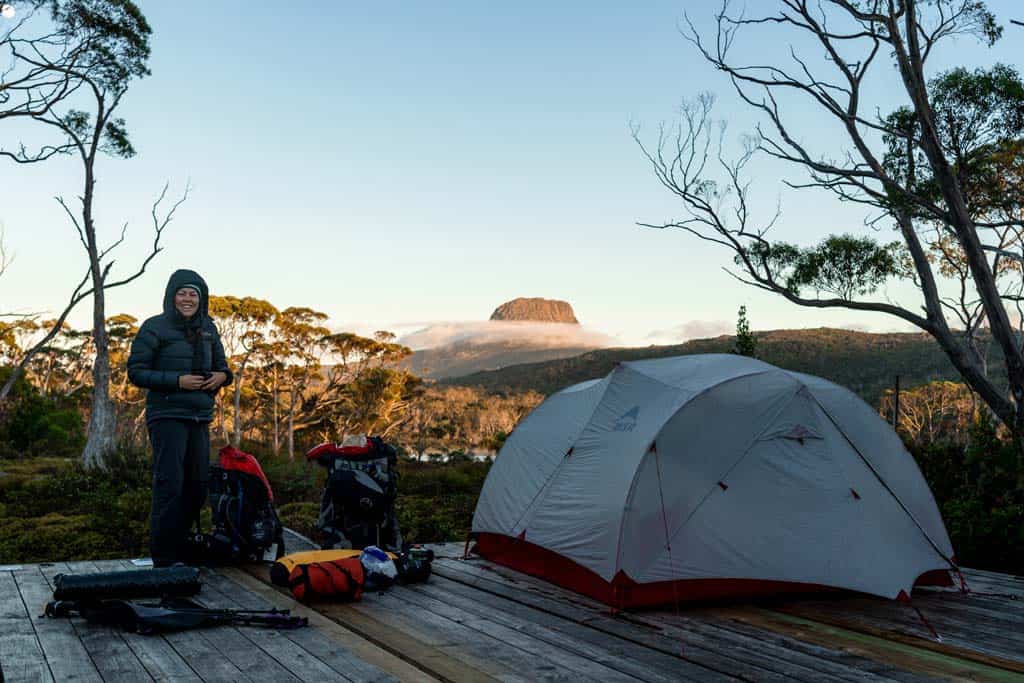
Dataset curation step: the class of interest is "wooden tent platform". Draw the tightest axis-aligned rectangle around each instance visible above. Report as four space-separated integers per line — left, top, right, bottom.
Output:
2 533 1022 682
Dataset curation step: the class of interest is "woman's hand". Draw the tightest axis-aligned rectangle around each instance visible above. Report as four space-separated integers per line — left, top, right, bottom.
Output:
200 371 228 391
179 374 206 390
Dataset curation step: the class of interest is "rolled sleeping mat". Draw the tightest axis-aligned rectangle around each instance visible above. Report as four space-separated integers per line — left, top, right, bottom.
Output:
270 549 397 587
52 567 202 602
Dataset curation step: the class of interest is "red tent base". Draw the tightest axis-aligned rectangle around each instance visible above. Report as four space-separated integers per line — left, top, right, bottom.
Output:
472 532 953 609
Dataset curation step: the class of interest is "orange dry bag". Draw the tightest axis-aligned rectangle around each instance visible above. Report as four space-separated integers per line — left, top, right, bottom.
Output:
287 557 364 602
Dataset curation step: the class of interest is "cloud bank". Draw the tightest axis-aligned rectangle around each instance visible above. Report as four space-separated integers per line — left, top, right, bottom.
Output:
642 320 733 346
399 320 616 350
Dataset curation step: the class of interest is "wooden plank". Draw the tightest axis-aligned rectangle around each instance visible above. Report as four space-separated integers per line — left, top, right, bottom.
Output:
446 554 1024 680
305 540 946 681
287 597 502 683
961 579 1024 601
913 590 1024 627
387 582 646 682
88 560 203 682
958 573 1024 593
11 566 102 683
266 536 499 681
194 571 348 682
675 610 932 683
772 601 1024 671
412 575 708 683
224 566 436 683
439 557 889 682
110 560 275 682
959 571 1022 590
212 568 401 683
440 573 921 683
351 589 583 681
281 529 319 554
775 598 1024 661
248 554 524 681
161 629 258 683
186 573 337 683
101 561 258 683
434 559 792 681
421 543 468 560
918 587 1024 632
236 564 516 682
97 560 259 683
0 570 54 683
404 577 717 683
233 568 566 682
105 560 256 683
44 561 155 683
729 607 1024 683
120 631 204 683
172 594 295 682
962 569 1024 595
645 608 916 683
443 558 923 683
964 567 1023 582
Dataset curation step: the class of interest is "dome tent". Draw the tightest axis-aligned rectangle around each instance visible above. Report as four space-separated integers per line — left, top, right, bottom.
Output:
471 354 956 608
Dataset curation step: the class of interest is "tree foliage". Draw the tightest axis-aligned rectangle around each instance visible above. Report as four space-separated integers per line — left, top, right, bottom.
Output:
881 380 977 446
1 0 185 469
734 305 757 357
745 236 907 301
0 300 427 459
636 1 1024 487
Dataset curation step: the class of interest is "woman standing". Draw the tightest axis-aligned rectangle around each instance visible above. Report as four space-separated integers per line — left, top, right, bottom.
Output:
127 269 233 567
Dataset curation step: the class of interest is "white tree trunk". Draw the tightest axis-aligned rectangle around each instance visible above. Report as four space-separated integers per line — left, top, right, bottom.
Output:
232 368 243 448
82 268 115 468
272 370 280 456
288 387 295 461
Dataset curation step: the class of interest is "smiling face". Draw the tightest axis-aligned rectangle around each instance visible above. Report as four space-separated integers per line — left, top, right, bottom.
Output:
174 287 200 318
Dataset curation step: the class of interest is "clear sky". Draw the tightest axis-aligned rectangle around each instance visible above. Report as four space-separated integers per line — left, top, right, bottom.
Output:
2 1 1021 346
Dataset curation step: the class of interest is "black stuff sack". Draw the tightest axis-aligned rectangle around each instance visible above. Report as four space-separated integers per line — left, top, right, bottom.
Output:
52 567 201 602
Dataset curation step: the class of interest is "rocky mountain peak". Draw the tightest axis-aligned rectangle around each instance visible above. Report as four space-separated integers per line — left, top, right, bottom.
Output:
489 298 579 324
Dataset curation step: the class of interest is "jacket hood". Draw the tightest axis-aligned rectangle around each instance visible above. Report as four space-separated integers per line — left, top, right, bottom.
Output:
163 269 209 321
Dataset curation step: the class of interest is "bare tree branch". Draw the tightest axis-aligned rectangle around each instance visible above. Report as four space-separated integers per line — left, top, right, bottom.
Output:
640 1 1022 442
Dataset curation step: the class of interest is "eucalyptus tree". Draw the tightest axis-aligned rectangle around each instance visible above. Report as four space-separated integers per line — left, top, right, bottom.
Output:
637 1 1024 484
208 295 278 446
0 0 186 467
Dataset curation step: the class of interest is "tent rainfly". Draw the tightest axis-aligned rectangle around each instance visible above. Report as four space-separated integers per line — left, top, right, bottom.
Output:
471 354 957 608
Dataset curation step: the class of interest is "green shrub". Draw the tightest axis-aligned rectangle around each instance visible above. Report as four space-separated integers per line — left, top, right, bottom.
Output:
277 501 320 541
397 495 460 544
0 513 109 564
398 458 491 497
259 453 323 506
0 449 155 563
942 496 1024 571
908 418 1023 572
0 368 84 459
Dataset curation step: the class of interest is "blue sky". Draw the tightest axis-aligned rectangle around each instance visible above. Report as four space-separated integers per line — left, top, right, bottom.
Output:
2 1 1022 346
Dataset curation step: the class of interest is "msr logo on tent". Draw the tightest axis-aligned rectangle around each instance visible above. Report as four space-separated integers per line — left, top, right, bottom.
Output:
612 406 639 432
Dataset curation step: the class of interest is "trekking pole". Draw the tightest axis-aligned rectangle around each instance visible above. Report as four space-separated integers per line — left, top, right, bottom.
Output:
217 611 309 629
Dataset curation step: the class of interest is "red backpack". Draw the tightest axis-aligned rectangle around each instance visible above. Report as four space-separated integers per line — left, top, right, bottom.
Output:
287 557 364 602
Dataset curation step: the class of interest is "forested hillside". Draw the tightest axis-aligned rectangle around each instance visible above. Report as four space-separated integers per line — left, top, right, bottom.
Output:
447 328 1002 407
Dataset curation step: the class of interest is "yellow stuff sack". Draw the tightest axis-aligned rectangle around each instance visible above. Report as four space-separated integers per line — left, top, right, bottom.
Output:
270 549 397 586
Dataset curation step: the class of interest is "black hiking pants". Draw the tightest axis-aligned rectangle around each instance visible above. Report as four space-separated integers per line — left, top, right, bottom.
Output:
148 419 210 567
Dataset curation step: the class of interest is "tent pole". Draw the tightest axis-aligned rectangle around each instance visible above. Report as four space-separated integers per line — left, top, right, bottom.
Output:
652 441 685 656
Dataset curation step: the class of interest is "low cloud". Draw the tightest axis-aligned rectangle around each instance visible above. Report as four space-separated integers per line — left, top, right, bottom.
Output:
643 320 733 346
399 320 615 350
